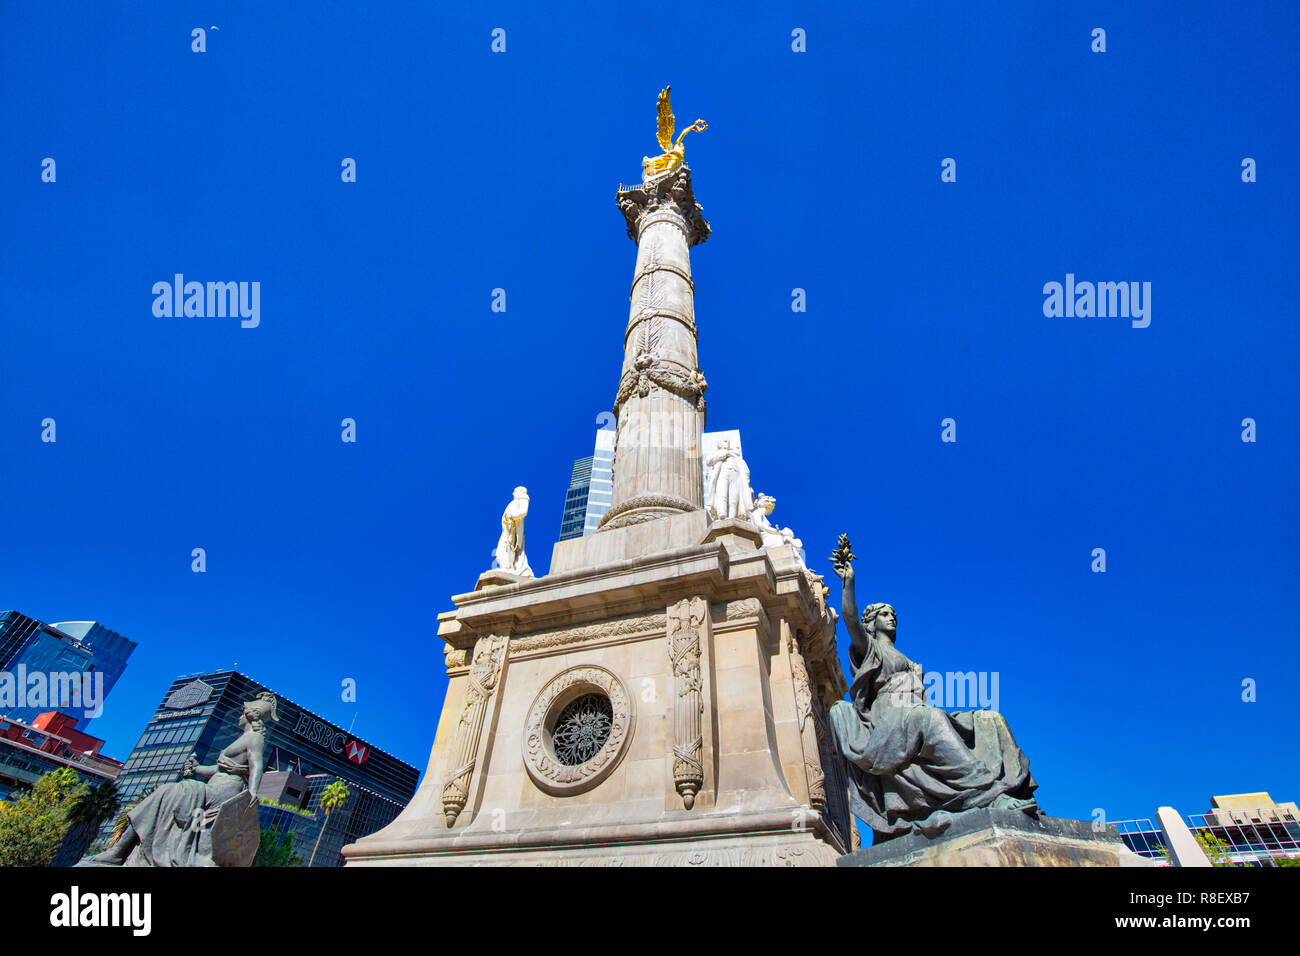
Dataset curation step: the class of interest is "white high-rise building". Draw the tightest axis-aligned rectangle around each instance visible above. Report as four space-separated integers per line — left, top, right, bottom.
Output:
558 426 616 541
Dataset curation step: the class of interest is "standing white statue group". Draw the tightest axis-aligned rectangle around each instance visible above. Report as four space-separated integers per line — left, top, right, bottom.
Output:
704 441 805 568
493 486 533 577
486 446 802 581
704 440 753 521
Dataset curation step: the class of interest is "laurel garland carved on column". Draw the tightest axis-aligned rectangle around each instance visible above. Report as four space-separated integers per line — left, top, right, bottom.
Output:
612 355 707 417
440 633 508 827
668 597 706 809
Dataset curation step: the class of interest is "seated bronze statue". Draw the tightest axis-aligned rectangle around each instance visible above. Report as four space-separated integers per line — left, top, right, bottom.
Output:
82 692 274 867
828 535 1038 840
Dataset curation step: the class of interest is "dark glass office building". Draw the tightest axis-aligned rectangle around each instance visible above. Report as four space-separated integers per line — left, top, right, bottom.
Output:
559 455 594 540
0 611 42 668
110 670 418 867
48 622 137 730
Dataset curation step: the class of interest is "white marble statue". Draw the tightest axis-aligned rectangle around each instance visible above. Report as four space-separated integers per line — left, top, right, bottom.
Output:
494 486 533 577
704 440 754 520
750 493 807 569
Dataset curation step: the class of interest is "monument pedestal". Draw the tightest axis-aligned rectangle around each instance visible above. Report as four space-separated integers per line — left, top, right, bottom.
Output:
343 521 855 867
836 809 1156 867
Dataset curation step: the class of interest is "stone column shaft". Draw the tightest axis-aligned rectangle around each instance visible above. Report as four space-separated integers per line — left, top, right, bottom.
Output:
601 165 710 531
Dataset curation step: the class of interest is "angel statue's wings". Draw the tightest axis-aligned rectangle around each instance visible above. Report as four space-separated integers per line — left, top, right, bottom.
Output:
656 86 675 152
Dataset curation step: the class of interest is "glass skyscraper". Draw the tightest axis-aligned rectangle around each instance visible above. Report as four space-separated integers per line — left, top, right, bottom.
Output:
0 610 136 728
108 670 419 867
558 426 615 540
559 456 594 540
0 611 42 668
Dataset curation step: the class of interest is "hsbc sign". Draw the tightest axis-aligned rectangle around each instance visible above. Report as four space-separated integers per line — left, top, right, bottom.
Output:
292 712 367 763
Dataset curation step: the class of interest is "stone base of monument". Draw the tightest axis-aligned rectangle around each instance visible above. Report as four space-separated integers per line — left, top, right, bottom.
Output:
836 809 1156 867
343 515 861 868
345 808 844 867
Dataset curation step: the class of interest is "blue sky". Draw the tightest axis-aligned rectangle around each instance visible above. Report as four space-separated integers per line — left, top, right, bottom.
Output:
2 1 1296 826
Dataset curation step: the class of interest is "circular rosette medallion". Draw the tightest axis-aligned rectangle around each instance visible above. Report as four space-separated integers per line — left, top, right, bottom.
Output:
522 665 634 796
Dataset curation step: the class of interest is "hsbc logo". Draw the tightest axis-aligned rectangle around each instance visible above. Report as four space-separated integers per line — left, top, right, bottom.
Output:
292 711 367 762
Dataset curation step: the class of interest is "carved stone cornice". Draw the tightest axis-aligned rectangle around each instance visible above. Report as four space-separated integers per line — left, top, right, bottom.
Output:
511 610 664 655
616 164 710 247
446 536 849 680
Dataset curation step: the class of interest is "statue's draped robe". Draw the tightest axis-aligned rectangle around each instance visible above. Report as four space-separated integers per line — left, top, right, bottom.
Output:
829 634 1036 839
124 751 250 866
705 451 753 520
496 498 531 576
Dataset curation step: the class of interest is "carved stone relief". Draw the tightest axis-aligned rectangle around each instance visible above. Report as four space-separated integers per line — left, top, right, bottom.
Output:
667 596 707 808
523 666 634 796
441 633 509 827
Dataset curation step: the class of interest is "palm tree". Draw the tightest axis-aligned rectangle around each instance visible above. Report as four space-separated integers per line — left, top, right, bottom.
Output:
307 780 351 867
53 779 121 866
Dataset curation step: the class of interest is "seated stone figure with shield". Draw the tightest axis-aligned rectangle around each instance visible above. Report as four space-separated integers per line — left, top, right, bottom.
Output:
80 692 275 867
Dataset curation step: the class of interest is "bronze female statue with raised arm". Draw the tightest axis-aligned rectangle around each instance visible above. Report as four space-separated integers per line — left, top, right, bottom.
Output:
82 692 276 867
828 535 1038 840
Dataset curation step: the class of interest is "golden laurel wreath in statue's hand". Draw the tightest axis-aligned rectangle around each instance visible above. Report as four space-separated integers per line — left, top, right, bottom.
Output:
829 533 856 580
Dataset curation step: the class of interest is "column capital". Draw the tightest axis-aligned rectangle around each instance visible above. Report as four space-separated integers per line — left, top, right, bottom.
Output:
616 164 711 247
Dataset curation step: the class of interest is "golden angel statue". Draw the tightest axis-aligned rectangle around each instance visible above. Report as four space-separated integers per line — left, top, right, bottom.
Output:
642 86 707 180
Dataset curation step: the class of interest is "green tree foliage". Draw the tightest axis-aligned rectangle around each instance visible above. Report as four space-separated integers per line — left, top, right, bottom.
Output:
1157 830 1240 867
0 767 87 867
253 827 305 867
1195 830 1239 867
